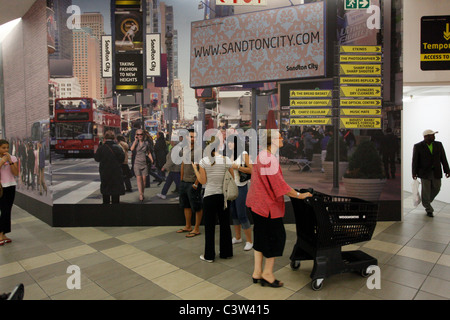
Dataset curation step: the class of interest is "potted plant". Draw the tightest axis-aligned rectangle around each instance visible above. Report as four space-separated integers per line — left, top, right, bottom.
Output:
342 141 386 201
322 136 348 181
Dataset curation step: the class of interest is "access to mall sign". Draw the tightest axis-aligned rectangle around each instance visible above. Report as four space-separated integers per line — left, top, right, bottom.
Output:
190 2 325 88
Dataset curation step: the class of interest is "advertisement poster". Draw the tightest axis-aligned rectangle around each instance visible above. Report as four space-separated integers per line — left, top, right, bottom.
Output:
190 2 325 88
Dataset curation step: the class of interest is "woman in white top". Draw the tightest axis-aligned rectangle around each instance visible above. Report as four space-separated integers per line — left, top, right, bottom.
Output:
192 135 234 262
226 135 253 251
0 140 19 245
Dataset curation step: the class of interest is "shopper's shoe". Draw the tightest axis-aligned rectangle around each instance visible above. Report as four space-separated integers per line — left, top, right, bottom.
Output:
426 211 434 217
260 278 283 288
200 255 213 263
232 237 242 245
244 242 253 251
156 193 166 200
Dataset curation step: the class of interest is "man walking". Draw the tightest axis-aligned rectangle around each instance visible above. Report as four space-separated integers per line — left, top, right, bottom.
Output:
412 130 450 217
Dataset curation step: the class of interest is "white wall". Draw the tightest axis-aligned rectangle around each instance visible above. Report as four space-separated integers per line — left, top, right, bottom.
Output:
403 95 450 203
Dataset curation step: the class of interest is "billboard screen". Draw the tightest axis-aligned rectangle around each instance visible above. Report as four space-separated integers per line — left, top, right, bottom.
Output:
190 2 325 88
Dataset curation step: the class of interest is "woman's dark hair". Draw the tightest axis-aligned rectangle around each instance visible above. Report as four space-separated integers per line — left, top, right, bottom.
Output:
116 135 126 142
225 134 244 161
104 131 115 140
0 139 9 147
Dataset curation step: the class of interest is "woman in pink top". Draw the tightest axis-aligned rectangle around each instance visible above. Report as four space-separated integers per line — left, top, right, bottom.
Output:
246 130 312 288
0 140 19 245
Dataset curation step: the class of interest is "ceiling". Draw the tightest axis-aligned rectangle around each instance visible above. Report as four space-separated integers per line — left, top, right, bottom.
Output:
0 0 36 26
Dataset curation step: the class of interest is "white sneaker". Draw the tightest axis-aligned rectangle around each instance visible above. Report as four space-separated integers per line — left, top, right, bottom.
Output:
200 255 213 263
244 242 253 251
156 193 166 199
232 237 242 244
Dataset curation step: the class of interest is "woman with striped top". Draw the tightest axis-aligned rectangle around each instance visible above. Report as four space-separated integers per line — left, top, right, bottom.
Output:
192 135 235 262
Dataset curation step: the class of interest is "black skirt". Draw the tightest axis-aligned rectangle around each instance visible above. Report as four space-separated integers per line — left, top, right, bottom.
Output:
251 210 286 258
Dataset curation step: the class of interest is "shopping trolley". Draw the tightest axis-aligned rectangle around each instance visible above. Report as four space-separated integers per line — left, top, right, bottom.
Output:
289 190 378 291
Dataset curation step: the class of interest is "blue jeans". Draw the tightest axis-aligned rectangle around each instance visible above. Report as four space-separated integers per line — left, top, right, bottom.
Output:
161 171 180 196
230 185 251 230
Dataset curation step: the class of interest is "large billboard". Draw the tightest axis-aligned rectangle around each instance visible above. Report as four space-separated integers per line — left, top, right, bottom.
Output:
190 2 326 88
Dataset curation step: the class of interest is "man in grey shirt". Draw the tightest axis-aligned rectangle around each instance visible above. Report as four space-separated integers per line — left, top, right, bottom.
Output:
177 129 203 237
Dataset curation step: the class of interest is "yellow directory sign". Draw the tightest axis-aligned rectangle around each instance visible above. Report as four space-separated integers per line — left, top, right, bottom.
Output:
340 64 382 75
340 117 382 129
340 108 381 116
340 86 382 97
340 99 382 107
290 118 332 126
290 108 332 116
290 90 332 98
290 99 332 107
340 55 382 63
340 46 382 53
340 77 381 85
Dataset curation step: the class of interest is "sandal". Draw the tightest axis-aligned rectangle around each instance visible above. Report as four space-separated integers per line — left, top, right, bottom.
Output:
260 278 284 288
186 232 201 238
176 228 192 233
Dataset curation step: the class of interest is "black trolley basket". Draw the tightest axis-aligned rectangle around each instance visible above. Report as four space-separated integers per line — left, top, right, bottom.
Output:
289 190 378 290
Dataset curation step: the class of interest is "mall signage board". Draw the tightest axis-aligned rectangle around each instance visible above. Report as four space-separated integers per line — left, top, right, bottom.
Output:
421 15 450 70
190 2 325 88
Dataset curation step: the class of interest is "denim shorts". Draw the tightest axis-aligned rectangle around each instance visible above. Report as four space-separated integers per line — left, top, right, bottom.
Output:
179 181 203 213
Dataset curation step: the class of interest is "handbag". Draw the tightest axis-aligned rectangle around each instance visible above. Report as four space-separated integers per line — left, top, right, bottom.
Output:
223 169 238 209
239 170 251 183
412 179 421 208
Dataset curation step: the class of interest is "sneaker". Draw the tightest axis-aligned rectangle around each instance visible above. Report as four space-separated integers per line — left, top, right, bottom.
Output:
232 237 242 245
200 255 213 263
244 242 253 251
156 193 166 200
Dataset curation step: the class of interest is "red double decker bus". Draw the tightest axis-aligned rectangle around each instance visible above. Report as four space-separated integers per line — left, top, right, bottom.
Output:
54 98 121 157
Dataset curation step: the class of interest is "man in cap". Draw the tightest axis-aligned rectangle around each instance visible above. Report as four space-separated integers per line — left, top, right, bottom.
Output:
412 130 450 217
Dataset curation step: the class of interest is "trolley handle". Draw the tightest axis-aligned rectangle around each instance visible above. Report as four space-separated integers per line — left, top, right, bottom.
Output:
298 188 318 205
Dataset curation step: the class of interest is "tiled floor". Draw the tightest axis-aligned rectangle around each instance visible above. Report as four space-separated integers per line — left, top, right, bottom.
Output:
0 192 449 300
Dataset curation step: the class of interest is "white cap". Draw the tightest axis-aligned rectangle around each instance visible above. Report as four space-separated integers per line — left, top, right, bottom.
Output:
423 129 438 136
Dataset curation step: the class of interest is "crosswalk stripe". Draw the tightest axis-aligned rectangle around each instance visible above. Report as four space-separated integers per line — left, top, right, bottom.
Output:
53 181 101 204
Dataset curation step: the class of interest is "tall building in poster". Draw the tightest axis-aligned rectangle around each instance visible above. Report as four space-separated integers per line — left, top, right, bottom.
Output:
73 28 101 99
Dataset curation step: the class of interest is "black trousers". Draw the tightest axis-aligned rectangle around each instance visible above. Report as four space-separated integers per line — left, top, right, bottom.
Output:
102 195 120 204
203 194 233 261
0 186 16 234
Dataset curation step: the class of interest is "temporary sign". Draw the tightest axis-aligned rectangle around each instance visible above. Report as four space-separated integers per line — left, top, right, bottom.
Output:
340 108 381 116
340 64 382 75
340 99 382 107
340 117 382 129
290 99 332 107
340 77 381 85
290 118 332 126
340 46 382 53
421 15 450 70
290 108 332 116
340 86 382 97
290 90 332 98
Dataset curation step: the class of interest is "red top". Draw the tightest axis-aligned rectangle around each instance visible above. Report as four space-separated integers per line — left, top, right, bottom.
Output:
246 151 291 219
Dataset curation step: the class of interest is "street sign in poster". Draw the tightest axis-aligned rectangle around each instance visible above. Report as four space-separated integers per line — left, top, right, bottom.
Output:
340 117 382 129
340 55 382 63
290 90 332 98
340 108 381 116
340 86 382 97
340 99 382 107
340 64 382 75
290 99 332 107
290 118 332 126
340 46 382 53
290 108 332 116
340 77 381 85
